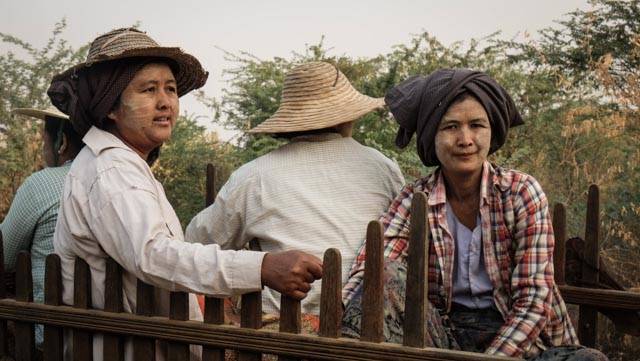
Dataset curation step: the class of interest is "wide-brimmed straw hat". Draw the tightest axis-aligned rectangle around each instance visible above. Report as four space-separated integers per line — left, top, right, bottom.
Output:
12 107 69 120
248 62 384 134
51 27 207 96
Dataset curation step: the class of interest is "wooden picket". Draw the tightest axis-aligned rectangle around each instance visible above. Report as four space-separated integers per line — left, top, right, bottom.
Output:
203 162 227 361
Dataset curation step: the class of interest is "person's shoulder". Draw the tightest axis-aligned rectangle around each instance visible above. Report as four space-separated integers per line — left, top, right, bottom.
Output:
348 139 403 170
22 167 57 187
492 164 545 199
72 145 155 196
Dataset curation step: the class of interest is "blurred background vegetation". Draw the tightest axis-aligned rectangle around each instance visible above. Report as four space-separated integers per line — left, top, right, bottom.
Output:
1 0 638 358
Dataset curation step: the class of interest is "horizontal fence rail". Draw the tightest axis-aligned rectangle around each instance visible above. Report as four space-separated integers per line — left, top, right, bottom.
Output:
0 299 515 361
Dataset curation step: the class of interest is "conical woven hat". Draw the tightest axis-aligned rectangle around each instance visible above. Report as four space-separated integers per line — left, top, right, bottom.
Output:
12 106 68 120
248 62 384 134
51 28 207 96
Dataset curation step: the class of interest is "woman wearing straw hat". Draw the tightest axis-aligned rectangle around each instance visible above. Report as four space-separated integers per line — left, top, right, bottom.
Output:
186 61 405 318
2 106 83 349
47 28 322 360
341 69 608 360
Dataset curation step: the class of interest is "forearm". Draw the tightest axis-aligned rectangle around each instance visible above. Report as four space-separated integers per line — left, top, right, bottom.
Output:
135 235 266 296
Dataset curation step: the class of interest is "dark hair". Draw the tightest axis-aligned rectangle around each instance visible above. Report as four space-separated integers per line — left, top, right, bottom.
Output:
44 116 84 163
273 125 342 140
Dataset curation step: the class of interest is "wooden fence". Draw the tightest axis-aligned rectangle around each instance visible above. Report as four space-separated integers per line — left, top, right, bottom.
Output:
0 164 638 360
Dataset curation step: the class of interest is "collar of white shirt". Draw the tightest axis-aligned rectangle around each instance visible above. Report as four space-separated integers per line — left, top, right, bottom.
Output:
83 126 133 156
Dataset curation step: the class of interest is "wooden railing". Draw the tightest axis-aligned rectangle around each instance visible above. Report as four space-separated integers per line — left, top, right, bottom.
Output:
553 185 640 347
0 164 638 360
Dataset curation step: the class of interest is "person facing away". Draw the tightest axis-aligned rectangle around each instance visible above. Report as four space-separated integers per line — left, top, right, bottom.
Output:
47 28 322 361
1 106 83 347
341 69 608 361
186 61 405 315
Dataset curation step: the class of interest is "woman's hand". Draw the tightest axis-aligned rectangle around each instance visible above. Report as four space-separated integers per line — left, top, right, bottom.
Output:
260 250 323 300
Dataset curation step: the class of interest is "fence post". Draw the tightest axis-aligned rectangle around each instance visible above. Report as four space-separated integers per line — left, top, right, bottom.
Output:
579 185 600 347
43 254 63 361
103 258 124 361
134 280 155 360
73 257 93 361
404 191 429 348
203 297 225 361
319 248 342 338
238 291 262 361
15 251 35 361
0 231 8 358
203 163 227 361
167 292 191 361
206 163 217 207
361 220 384 343
278 295 301 361
553 203 567 285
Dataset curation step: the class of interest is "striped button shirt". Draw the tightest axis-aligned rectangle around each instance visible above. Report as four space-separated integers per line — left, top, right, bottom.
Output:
186 133 405 315
1 162 71 345
343 162 579 358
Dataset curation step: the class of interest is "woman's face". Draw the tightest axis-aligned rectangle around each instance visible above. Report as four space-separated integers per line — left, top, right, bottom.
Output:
434 96 491 178
108 63 179 159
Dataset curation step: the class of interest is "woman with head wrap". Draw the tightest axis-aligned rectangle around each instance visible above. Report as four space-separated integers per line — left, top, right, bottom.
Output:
341 69 608 361
47 28 321 361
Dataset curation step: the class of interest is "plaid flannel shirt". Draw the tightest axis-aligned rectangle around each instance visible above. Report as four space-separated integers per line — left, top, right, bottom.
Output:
343 162 579 358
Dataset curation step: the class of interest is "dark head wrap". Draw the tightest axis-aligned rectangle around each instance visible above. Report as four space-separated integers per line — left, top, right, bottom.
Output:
385 69 524 167
47 57 176 137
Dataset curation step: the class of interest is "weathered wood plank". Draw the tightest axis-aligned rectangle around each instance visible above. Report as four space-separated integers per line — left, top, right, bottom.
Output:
0 299 519 361
44 254 63 361
559 285 640 310
203 297 225 361
361 220 384 343
167 292 190 361
206 163 217 207
578 185 600 347
73 257 92 361
134 280 155 360
279 296 301 334
239 291 262 361
552 203 567 285
203 163 226 360
15 251 35 361
103 258 124 361
319 248 342 338
278 295 301 361
404 192 429 348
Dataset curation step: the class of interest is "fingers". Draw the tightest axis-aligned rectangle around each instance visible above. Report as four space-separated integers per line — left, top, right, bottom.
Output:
307 260 323 280
282 282 311 300
288 289 307 300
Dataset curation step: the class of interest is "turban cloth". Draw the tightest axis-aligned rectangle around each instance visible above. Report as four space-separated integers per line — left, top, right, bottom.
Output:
47 57 175 137
385 69 524 167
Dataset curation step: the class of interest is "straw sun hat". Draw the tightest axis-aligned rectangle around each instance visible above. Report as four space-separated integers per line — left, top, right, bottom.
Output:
248 62 384 134
12 107 69 120
51 27 208 96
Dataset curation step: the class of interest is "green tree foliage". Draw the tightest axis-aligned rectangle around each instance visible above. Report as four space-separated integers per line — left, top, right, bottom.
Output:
0 20 87 216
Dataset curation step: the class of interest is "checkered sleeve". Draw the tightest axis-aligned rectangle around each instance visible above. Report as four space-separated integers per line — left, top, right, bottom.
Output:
486 175 554 357
1 174 41 270
342 182 415 303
